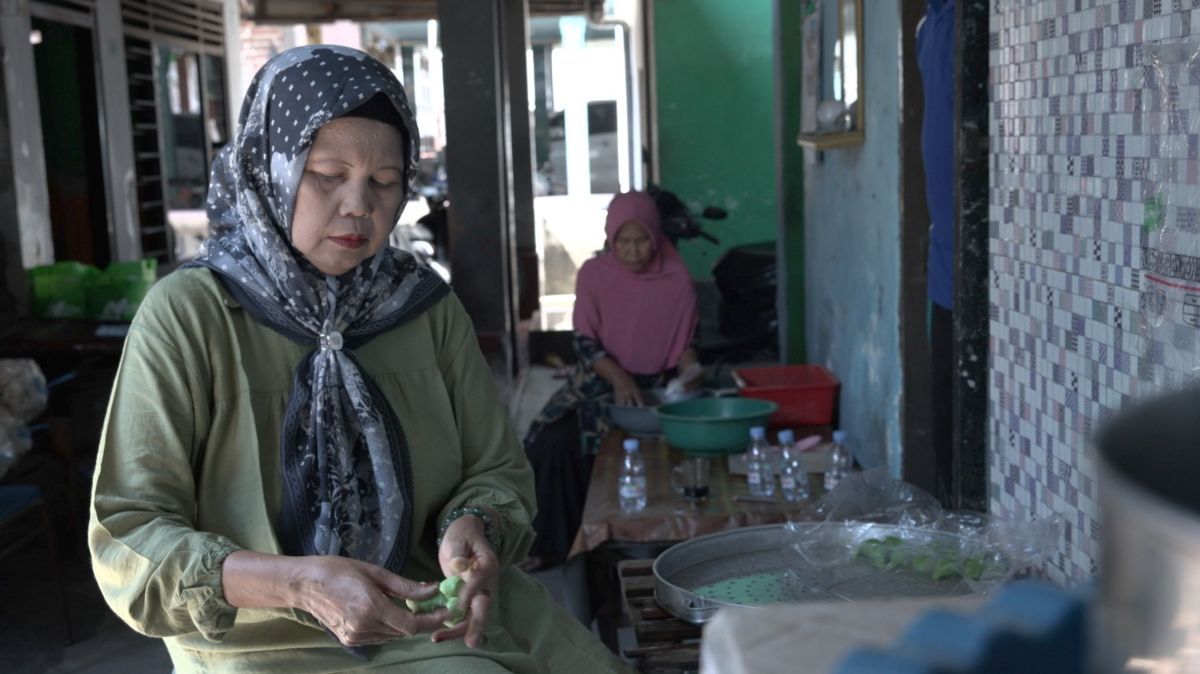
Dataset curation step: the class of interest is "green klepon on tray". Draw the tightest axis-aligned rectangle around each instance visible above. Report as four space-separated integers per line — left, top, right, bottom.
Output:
406 575 467 627
854 536 1003 582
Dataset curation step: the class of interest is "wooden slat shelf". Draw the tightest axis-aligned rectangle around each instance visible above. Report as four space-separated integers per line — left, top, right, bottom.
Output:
617 559 702 673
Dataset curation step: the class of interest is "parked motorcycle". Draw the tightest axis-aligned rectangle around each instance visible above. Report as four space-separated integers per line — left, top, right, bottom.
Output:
390 222 449 282
414 183 450 263
647 184 726 247
645 184 779 366
390 177 451 282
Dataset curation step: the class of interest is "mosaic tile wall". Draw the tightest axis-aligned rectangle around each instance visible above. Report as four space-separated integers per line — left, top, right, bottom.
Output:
990 0 1200 582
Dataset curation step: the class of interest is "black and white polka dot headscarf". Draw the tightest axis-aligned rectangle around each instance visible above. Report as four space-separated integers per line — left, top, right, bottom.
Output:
191 45 448 584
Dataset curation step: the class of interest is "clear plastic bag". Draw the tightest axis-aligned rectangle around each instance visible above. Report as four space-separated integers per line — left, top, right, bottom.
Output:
0 409 33 471
1139 40 1200 387
0 359 47 424
808 467 943 528
0 359 47 476
784 469 1063 599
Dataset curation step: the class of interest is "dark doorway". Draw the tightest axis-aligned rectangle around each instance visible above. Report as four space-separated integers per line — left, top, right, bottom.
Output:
900 0 989 511
33 17 111 267
951 0 990 512
899 1 935 496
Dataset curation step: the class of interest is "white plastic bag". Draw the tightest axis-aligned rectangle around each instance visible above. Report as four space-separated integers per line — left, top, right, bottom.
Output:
0 359 47 423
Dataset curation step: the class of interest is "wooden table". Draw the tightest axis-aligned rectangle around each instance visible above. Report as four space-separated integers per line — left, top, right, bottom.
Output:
569 429 832 557
573 429 831 657
0 319 127 359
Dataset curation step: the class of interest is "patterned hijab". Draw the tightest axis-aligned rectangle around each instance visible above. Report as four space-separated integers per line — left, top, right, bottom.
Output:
191 45 449 576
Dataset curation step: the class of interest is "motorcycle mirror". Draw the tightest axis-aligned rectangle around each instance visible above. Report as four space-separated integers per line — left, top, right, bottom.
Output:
702 206 728 220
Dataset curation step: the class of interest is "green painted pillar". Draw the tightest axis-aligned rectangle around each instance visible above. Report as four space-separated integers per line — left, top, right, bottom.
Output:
653 0 778 280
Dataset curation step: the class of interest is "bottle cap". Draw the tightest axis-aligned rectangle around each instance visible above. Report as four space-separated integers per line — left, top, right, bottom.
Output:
750 426 766 440
833 430 847 444
623 438 639 451
777 429 795 445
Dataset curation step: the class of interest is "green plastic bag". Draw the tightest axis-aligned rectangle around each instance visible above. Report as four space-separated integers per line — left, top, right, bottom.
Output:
88 258 158 321
28 262 99 319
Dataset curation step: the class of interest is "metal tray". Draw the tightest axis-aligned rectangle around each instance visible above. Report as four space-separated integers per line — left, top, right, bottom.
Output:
652 523 981 624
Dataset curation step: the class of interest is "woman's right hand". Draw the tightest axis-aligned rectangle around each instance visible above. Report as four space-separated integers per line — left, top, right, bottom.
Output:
592 356 644 406
612 373 645 407
223 551 448 648
293 556 449 647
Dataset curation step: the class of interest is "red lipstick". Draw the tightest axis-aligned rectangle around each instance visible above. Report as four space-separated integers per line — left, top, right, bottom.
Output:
329 234 368 249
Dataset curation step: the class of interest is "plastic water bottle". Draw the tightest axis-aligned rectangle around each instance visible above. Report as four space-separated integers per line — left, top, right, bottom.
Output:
825 430 851 492
777 430 810 502
618 438 647 513
745 426 775 497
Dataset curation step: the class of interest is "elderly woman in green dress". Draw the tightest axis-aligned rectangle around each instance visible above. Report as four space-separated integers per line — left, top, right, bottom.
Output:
88 45 627 673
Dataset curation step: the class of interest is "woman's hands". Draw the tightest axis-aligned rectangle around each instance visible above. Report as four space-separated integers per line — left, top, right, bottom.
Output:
593 356 645 406
662 349 704 399
432 512 500 648
677 349 703 391
295 557 451 647
612 373 646 406
222 551 448 648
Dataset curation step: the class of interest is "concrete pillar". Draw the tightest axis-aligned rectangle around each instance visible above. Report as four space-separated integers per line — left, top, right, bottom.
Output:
0 1 53 267
532 44 552 170
558 16 590 196
96 0 139 262
501 0 538 320
437 0 526 374
399 46 416 106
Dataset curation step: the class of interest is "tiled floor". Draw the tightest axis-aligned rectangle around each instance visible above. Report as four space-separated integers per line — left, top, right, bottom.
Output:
1 365 596 674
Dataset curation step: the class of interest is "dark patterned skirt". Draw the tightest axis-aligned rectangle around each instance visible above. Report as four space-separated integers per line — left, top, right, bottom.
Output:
522 368 664 561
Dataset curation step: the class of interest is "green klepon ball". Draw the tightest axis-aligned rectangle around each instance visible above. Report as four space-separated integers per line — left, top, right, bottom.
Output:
932 558 961 581
404 575 469 625
439 575 464 599
442 596 467 628
963 556 985 581
405 596 445 613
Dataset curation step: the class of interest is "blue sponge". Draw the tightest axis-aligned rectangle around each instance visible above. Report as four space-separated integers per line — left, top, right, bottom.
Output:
834 582 1090 674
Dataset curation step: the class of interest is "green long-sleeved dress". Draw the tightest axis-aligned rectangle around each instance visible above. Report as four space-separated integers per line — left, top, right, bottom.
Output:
88 268 628 673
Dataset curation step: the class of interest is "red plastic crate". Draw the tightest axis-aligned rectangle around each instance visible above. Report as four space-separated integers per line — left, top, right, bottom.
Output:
732 365 840 427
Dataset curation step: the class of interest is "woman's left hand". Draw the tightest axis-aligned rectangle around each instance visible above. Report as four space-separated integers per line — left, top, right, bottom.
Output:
432 512 500 649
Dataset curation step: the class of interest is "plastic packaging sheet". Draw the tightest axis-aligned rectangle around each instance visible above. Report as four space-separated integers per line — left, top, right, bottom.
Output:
0 359 47 470
1140 39 1200 386
782 468 1063 600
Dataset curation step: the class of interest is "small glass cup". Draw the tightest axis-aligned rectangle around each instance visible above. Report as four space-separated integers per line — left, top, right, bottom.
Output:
671 456 711 501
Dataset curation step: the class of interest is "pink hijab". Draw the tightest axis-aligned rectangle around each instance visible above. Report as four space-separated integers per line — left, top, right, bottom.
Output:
573 191 699 375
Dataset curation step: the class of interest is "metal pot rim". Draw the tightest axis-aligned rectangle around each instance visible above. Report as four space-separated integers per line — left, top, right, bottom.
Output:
1098 456 1200 544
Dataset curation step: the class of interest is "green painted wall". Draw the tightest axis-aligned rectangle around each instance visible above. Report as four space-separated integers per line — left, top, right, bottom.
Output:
653 0 778 280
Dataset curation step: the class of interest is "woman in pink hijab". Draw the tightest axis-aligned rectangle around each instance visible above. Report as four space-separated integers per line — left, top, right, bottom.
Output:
521 191 701 568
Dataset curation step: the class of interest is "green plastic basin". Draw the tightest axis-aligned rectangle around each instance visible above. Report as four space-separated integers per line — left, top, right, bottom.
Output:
655 397 779 456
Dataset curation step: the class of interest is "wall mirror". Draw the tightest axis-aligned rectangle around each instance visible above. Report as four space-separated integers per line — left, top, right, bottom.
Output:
797 0 865 150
